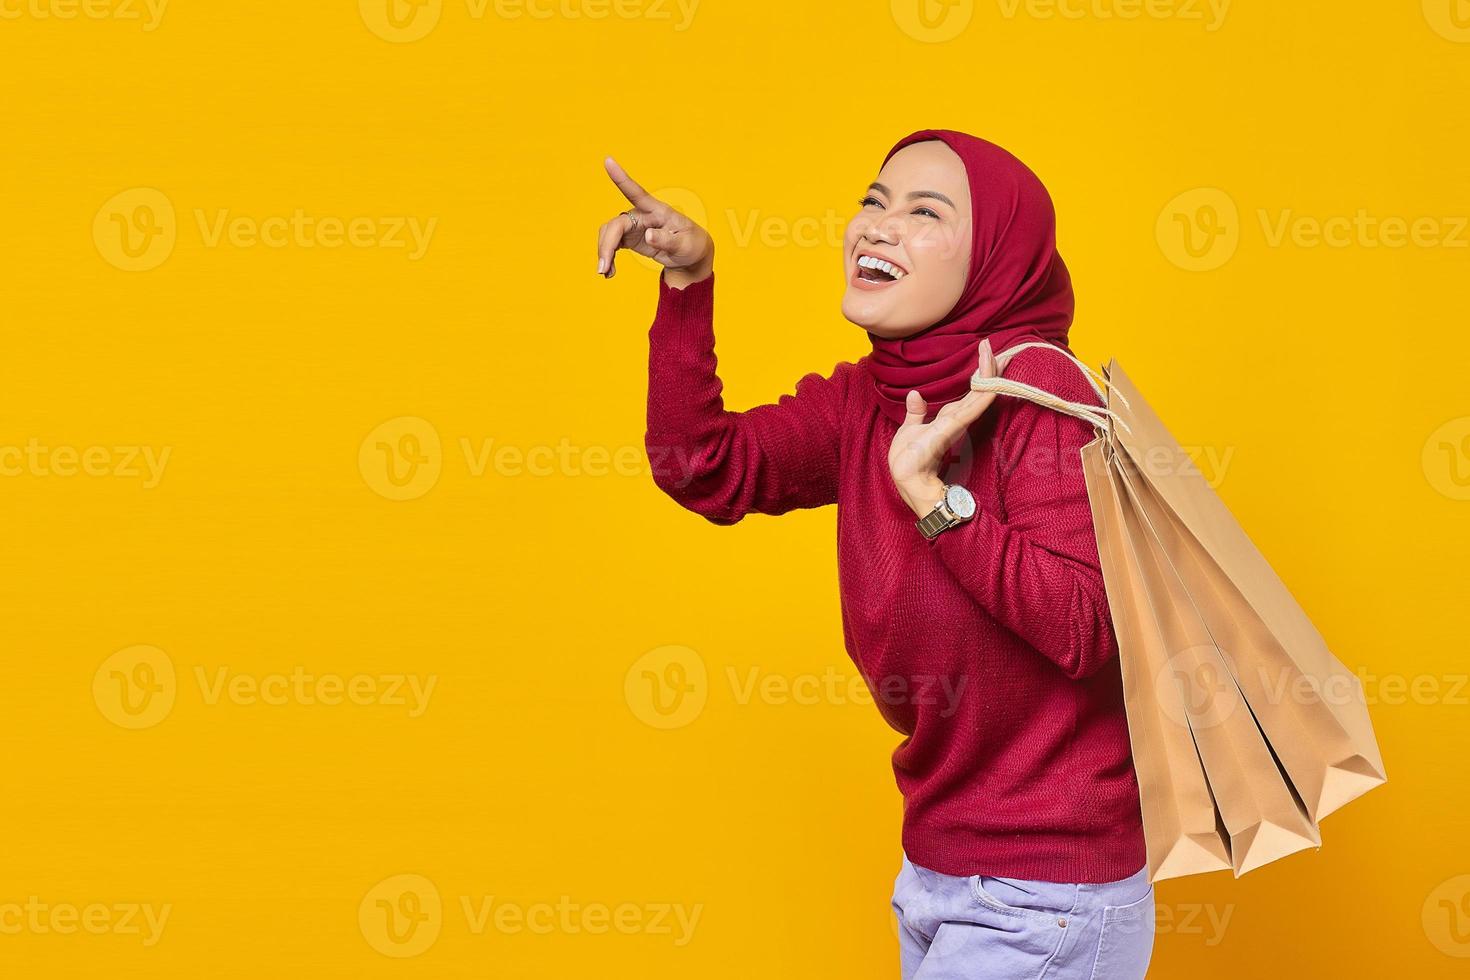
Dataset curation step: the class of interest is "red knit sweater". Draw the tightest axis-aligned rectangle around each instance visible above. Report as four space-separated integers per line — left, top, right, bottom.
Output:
645 270 1146 883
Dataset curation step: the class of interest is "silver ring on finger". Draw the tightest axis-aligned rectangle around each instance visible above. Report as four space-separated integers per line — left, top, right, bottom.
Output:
624 210 640 234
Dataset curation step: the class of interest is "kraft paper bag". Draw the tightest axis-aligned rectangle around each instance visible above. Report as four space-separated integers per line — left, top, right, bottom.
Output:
1102 361 1388 824
976 343 1387 884
1081 435 1233 883
1108 442 1322 877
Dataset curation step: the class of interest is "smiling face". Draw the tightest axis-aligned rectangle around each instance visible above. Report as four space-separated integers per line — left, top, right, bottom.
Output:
841 139 973 338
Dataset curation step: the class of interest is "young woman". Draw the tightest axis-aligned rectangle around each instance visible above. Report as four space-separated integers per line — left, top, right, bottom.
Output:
596 130 1155 979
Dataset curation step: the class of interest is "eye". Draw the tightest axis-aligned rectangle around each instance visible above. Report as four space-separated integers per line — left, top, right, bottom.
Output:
858 195 883 208
913 206 940 219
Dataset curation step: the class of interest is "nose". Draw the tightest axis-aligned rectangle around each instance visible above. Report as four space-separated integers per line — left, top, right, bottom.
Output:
862 213 900 246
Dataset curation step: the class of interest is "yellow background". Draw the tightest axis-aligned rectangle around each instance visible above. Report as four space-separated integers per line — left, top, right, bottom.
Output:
2 1 1467 976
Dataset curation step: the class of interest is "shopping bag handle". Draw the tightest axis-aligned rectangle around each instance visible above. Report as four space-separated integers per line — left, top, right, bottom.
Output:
970 340 1132 435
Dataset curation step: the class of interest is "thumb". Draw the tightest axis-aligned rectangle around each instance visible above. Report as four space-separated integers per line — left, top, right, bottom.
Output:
903 390 927 426
976 337 998 380
644 226 676 252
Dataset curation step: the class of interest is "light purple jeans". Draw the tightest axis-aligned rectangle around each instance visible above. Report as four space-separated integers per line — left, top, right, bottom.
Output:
891 853 1155 979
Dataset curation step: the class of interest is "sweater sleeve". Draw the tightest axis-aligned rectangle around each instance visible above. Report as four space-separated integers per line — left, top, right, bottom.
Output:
928 350 1119 680
645 269 845 524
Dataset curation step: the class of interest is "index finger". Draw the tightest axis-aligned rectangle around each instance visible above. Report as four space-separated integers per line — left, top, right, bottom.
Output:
604 156 657 209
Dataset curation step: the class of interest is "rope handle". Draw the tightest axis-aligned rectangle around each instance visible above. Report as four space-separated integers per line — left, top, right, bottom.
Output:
970 341 1132 435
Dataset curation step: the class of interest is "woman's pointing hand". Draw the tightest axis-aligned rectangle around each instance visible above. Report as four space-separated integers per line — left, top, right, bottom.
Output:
598 157 714 288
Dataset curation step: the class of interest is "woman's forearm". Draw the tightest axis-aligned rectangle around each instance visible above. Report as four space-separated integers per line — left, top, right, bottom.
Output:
644 269 844 523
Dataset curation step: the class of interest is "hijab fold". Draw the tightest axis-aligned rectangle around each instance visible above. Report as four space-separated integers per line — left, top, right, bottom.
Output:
864 130 1075 423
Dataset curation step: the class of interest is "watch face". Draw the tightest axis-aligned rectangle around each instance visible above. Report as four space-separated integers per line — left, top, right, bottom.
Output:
945 484 976 519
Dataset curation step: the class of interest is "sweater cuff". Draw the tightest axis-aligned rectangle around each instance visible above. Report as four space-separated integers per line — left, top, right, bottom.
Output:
652 267 715 340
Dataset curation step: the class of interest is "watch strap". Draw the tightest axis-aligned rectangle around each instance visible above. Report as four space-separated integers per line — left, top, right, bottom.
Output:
916 499 957 540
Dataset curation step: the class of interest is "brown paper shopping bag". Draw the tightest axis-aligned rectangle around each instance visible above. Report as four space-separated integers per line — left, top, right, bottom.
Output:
974 343 1387 883
1080 434 1233 882
1108 441 1322 877
1103 363 1388 826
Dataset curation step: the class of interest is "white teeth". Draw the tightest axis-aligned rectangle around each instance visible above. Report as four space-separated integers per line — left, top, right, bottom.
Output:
858 255 905 280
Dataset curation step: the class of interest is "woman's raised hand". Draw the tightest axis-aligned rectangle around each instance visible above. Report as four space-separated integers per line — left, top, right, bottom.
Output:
888 339 1000 519
598 157 713 287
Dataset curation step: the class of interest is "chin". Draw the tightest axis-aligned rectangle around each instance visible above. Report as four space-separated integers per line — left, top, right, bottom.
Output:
842 293 924 339
841 290 892 332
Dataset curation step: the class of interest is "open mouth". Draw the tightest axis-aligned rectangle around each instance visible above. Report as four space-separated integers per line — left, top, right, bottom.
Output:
852 253 907 289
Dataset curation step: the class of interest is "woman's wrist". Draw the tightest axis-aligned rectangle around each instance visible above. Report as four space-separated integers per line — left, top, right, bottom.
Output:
898 475 947 519
663 252 714 290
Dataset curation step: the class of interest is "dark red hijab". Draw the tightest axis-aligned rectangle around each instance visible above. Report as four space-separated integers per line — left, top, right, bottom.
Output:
863 130 1074 423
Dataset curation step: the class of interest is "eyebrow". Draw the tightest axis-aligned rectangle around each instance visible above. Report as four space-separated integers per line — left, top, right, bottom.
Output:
867 182 957 210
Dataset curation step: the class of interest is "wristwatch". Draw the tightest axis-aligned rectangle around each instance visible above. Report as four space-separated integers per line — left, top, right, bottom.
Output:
916 484 977 540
